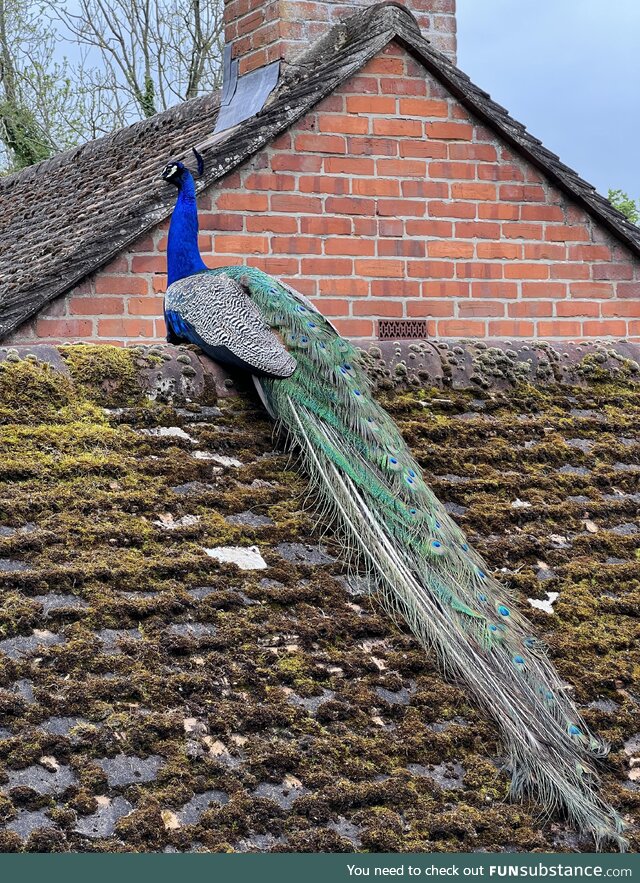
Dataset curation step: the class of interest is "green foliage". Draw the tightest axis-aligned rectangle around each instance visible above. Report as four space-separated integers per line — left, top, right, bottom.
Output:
607 188 640 225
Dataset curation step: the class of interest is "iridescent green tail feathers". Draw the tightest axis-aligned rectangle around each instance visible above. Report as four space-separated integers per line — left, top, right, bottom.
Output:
207 266 626 850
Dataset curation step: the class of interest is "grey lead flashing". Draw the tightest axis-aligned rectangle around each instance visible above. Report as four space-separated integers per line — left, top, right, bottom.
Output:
213 44 280 134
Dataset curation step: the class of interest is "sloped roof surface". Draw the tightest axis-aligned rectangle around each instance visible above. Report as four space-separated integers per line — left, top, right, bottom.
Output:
1 2 640 340
0 342 638 852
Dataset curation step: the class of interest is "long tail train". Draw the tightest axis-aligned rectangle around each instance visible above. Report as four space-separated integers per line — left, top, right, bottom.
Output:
218 265 626 850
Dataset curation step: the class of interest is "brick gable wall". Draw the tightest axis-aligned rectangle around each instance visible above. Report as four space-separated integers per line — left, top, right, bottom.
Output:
10 42 640 345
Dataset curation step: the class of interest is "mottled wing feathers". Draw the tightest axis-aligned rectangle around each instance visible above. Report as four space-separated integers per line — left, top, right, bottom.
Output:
164 272 296 378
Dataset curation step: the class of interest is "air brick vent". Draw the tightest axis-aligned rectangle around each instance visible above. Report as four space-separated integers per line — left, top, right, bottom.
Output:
378 319 429 340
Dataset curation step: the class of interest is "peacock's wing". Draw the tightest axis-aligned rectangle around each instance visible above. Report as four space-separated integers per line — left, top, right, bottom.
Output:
164 271 296 378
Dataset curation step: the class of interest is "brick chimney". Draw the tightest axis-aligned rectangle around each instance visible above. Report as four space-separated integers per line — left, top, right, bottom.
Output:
224 0 457 75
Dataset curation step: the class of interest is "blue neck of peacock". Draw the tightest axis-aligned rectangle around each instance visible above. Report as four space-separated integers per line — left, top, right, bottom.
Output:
166 171 207 286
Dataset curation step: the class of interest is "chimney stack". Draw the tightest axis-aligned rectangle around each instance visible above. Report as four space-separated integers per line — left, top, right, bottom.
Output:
223 0 457 75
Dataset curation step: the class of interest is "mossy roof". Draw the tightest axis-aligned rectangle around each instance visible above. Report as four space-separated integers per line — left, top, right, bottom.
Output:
0 342 638 853
2 3 640 340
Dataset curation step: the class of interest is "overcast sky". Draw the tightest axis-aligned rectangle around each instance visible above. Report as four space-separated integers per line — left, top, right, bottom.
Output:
456 0 640 200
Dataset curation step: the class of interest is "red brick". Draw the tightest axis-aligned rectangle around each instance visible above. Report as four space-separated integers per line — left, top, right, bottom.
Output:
618 282 640 299
428 241 474 259
371 280 420 298
244 172 295 191
401 180 449 198
523 243 566 260
325 239 375 256
346 95 396 114
399 140 447 159
545 225 590 242
451 182 497 200
318 114 369 134
342 76 379 95
271 194 322 213
478 164 525 182
98 318 155 337
458 300 505 317
408 261 455 278
302 258 353 275
422 281 470 298
428 201 476 219
299 175 350 194
592 263 633 281
582 320 626 336
333 318 374 337
555 301 600 317
366 56 405 75
437 319 486 336
353 218 377 236
102 255 131 272
537 321 582 337
319 278 369 297
376 199 425 217
378 239 425 258
215 235 268 254
521 282 566 298
456 262 503 279
199 213 244 231
471 281 518 299
152 276 168 293
405 220 452 237
272 236 322 255
488 320 535 336
455 222 501 239
399 98 448 117
549 263 590 280
69 297 123 316
355 259 405 278
429 161 476 179
629 321 640 337
479 204 519 220
294 133 346 154
36 318 94 338
502 223 543 240
308 298 349 316
352 178 400 197
271 153 322 172
325 156 375 175
504 263 549 280
567 244 612 261
520 205 564 222
257 257 299 275
449 143 498 161
246 216 297 233
378 219 404 237
376 158 426 176
301 216 351 235
601 301 640 317
406 300 455 317
508 301 553 318
128 297 164 316
217 193 268 212
325 196 376 216
569 282 614 298
499 184 545 202
425 122 473 140
349 137 398 156
353 299 403 317
476 242 522 260
380 77 426 96
95 275 149 295
373 118 423 137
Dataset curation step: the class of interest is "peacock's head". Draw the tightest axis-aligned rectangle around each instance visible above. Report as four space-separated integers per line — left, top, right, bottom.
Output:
161 148 205 187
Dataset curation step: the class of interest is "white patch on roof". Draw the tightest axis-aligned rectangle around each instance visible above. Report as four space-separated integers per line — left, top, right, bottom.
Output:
528 591 559 615
204 545 267 570
140 426 196 442
192 451 243 467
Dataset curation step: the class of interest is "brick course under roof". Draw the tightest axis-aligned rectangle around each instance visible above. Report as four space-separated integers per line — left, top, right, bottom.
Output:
1 3 640 342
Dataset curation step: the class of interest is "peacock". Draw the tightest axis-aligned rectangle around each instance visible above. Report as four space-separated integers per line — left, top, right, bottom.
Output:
160 150 625 849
